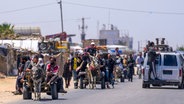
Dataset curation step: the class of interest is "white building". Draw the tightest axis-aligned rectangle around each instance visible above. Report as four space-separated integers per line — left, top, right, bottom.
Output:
99 25 133 49
0 39 39 52
99 30 120 45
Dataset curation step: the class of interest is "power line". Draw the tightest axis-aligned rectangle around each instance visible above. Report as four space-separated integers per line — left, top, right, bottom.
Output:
0 2 56 14
13 18 80 25
63 1 184 15
0 1 183 15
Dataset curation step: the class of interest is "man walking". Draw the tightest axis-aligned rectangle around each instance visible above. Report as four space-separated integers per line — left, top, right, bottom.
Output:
127 54 135 82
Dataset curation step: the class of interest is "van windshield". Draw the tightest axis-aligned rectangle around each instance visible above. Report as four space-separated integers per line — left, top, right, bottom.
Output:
164 55 177 66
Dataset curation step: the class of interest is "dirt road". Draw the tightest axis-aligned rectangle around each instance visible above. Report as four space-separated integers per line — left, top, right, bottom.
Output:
0 76 74 104
0 77 22 104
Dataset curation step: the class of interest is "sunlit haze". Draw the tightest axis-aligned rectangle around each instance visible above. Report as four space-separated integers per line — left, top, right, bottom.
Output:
1 0 184 50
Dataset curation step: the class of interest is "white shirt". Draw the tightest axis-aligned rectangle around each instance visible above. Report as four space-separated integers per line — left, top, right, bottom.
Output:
136 56 144 65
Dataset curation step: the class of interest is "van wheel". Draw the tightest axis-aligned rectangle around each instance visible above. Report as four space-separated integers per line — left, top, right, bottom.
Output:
142 82 150 88
142 83 146 88
178 78 184 89
142 81 146 88
178 83 184 89
147 84 150 88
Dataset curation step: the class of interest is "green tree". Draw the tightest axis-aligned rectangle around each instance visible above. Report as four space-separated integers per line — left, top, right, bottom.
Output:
0 23 15 39
177 46 184 51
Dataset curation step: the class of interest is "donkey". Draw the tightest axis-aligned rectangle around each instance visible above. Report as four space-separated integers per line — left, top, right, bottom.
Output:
31 63 43 101
86 55 99 89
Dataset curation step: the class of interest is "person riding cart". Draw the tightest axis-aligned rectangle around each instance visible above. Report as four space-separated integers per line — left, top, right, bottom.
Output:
87 42 97 57
13 56 28 95
46 57 67 93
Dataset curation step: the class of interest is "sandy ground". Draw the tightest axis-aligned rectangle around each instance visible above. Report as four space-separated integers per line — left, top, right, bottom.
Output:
0 76 74 104
0 77 22 104
0 67 138 104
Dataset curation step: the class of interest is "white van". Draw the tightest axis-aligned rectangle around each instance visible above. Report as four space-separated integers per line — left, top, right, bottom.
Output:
142 52 184 89
177 51 184 59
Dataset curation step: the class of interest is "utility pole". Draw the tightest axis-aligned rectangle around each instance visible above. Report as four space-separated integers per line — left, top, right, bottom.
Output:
108 9 111 30
58 0 64 32
81 18 85 41
138 41 140 52
79 17 88 42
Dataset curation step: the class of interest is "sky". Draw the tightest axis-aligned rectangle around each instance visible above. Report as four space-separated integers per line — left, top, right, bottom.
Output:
0 0 184 50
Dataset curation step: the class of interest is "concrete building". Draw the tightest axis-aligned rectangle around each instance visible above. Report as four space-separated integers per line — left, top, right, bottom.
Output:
99 30 120 45
120 35 133 49
99 25 133 49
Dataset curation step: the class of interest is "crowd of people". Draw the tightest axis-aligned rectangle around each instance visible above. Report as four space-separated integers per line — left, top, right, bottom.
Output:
13 42 147 95
64 42 145 89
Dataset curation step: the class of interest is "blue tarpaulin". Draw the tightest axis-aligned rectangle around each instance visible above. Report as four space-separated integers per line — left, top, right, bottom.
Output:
109 49 123 54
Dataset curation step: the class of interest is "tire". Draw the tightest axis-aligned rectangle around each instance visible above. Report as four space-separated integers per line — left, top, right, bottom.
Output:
142 82 150 88
178 83 184 89
101 77 105 89
142 83 146 88
51 83 58 100
38 42 48 51
120 76 125 82
147 84 150 88
79 77 84 89
178 77 184 89
23 84 32 100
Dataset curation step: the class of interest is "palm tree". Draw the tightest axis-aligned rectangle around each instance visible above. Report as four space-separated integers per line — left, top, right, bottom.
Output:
0 23 15 39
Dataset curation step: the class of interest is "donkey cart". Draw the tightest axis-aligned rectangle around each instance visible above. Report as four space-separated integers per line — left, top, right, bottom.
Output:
23 71 64 100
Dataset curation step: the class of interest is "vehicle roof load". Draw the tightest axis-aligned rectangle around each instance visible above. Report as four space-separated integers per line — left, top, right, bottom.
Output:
145 38 172 53
155 38 165 45
161 38 165 45
155 38 172 52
